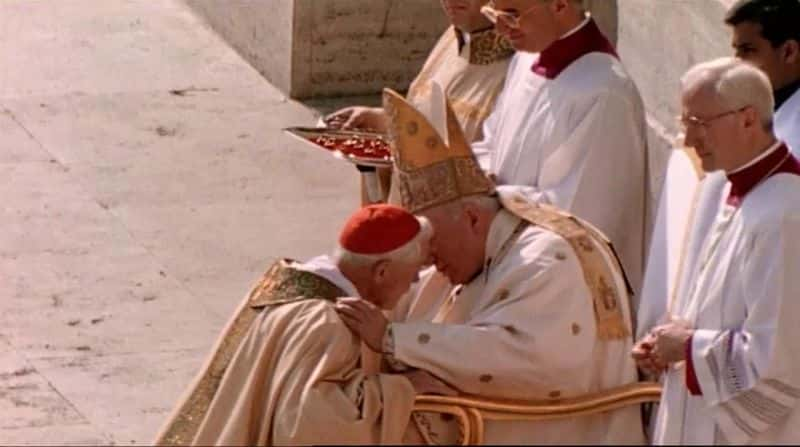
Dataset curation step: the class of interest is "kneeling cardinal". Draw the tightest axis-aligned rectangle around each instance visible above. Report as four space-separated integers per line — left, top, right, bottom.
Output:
155 204 433 446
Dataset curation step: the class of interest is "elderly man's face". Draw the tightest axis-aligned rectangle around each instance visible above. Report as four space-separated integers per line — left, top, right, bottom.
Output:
371 255 426 310
681 86 748 173
492 0 561 52
440 0 488 31
731 21 794 91
418 204 486 285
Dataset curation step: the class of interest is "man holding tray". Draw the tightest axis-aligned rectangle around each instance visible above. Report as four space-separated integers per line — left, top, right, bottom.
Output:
326 0 514 143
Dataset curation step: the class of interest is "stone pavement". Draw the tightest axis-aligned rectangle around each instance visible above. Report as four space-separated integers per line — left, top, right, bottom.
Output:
0 1 363 444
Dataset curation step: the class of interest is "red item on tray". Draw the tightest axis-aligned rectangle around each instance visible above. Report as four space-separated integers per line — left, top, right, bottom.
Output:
309 135 391 160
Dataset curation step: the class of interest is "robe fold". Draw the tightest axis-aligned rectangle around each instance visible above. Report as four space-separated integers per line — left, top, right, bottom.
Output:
406 26 513 143
636 148 717 340
155 257 415 446
653 149 800 444
471 18 659 308
775 86 800 156
389 189 644 444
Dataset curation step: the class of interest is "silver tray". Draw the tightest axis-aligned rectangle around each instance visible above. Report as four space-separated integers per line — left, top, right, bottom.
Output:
283 127 393 168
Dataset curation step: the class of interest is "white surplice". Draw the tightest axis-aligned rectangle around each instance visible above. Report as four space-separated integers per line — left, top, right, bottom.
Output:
653 174 800 444
636 150 722 340
472 46 657 309
389 203 643 444
775 88 800 156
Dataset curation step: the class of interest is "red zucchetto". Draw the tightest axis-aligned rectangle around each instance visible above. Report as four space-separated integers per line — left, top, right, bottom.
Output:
339 204 421 255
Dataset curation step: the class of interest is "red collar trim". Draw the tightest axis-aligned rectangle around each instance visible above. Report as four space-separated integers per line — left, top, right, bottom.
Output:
727 143 800 207
531 18 618 79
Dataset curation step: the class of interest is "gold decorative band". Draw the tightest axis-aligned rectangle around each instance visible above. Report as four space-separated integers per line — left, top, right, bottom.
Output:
500 194 630 340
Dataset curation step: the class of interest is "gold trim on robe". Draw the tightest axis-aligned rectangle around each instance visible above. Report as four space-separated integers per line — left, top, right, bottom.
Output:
406 26 512 143
154 259 346 446
454 27 515 66
499 192 630 340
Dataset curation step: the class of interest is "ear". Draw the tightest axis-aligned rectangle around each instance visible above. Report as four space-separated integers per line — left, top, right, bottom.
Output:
371 259 391 284
462 202 483 235
783 39 800 64
741 105 759 129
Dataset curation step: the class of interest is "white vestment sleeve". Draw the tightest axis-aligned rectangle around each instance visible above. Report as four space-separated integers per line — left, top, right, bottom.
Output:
775 91 800 156
690 217 800 444
390 245 596 398
505 89 645 214
472 103 501 172
471 54 518 172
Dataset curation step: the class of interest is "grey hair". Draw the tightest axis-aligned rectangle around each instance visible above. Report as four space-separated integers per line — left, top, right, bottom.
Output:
333 216 433 267
680 57 775 129
438 194 501 220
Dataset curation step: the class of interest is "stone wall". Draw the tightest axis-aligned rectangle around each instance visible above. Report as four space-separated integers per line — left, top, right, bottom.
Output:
614 0 732 190
186 0 295 95
618 0 732 140
185 0 448 98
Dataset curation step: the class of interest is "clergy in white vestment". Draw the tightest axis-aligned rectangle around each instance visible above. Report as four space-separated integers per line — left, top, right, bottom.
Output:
474 0 660 307
633 58 800 444
635 147 708 343
325 0 513 205
326 0 513 143
638 0 800 346
154 205 435 446
336 88 645 444
726 0 800 155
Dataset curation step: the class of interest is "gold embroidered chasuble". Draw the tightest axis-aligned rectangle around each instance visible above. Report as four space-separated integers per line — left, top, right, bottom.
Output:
381 76 642 444
389 192 643 444
406 26 512 143
155 259 415 446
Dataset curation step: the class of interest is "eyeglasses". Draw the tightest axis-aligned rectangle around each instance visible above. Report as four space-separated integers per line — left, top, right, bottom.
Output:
480 0 547 29
678 107 748 130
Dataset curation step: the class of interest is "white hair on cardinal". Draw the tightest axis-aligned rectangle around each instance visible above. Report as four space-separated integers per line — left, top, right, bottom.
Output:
334 216 433 267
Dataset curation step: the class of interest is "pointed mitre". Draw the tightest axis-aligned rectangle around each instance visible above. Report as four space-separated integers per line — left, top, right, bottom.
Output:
383 87 494 214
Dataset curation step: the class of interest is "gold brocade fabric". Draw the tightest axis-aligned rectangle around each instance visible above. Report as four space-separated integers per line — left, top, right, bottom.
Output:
154 259 345 446
405 26 511 143
247 259 347 308
455 27 515 66
499 192 630 340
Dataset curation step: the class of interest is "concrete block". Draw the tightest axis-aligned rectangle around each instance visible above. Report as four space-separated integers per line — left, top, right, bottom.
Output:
185 0 449 98
30 350 207 445
0 425 109 446
0 110 49 164
0 347 86 430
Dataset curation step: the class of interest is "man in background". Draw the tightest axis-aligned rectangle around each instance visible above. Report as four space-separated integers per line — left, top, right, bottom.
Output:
726 0 800 154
